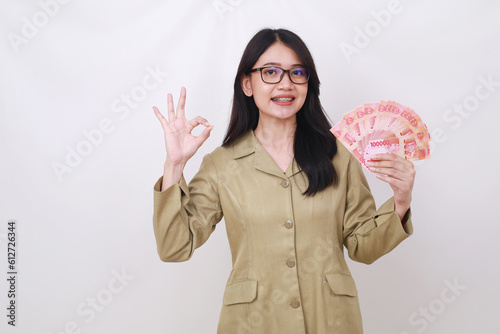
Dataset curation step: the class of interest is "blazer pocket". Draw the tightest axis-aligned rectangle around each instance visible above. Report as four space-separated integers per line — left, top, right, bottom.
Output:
325 273 358 297
222 280 258 305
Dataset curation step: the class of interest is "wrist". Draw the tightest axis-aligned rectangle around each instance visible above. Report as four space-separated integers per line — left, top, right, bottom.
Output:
161 161 185 190
394 202 410 221
164 159 185 171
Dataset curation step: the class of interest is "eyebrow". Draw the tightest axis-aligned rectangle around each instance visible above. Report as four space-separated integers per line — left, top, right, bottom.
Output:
262 62 305 67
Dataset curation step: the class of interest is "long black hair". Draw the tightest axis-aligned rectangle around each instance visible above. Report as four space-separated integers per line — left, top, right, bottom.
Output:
222 28 338 196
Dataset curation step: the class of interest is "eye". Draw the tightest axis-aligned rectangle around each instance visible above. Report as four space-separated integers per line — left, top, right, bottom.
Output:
263 67 280 75
292 67 307 76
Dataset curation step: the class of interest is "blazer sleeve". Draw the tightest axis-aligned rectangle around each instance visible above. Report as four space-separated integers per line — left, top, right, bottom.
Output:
153 154 223 262
342 154 413 264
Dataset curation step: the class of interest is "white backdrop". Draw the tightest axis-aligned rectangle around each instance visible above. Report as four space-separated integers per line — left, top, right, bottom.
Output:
1 0 499 333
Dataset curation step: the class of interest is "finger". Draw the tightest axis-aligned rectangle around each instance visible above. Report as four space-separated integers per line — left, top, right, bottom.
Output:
375 173 394 184
370 167 410 182
370 159 415 179
376 154 413 167
153 106 169 127
367 160 406 174
375 173 409 190
188 116 210 129
368 153 394 161
373 163 415 187
369 153 407 163
369 153 415 170
176 87 187 119
194 124 214 146
376 175 414 198
167 93 176 122
367 155 413 170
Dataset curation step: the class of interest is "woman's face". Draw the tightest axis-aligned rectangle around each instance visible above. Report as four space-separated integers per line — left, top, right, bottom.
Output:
242 42 308 123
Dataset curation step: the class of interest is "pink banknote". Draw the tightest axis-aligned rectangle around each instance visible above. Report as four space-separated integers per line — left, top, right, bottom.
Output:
331 101 431 167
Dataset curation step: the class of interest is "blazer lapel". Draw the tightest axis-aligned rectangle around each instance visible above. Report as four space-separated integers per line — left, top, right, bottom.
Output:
233 130 302 180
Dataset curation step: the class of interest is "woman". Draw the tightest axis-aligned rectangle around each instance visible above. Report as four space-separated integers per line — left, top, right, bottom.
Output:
152 28 415 334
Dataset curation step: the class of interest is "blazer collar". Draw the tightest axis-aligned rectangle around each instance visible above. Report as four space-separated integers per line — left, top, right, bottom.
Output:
232 130 303 178
233 130 255 159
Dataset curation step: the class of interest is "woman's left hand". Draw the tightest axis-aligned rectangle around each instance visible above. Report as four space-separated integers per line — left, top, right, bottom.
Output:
366 154 415 220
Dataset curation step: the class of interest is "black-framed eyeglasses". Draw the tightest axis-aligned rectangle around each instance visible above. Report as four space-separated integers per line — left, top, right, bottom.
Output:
249 66 309 84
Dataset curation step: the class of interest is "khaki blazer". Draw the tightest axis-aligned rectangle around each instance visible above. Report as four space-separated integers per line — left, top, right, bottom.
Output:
153 130 413 334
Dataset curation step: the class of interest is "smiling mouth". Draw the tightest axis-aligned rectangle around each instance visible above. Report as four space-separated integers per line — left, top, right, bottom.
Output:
271 97 294 102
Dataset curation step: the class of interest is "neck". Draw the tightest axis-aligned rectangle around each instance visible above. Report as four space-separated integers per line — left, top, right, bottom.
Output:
254 114 296 152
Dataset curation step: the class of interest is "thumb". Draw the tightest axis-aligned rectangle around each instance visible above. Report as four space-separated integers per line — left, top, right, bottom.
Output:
195 125 214 146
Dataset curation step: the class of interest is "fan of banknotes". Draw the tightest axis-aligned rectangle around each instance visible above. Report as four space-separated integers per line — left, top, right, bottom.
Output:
331 100 430 168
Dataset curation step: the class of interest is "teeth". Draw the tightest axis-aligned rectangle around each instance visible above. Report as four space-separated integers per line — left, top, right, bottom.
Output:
272 98 294 102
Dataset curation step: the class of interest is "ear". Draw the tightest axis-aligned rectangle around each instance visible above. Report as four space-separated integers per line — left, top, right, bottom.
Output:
241 74 253 97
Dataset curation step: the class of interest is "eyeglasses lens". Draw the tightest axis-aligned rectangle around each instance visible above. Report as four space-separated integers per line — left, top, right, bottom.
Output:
261 67 308 84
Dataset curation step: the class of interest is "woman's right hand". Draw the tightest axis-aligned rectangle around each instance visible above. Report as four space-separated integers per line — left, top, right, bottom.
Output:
153 87 213 167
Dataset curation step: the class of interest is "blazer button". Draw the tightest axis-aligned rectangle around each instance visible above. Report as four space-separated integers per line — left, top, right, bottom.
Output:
286 259 296 268
285 220 293 228
281 180 289 188
290 300 300 308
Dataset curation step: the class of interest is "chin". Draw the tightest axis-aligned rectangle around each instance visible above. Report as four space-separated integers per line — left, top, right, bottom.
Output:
275 106 301 117
275 110 299 120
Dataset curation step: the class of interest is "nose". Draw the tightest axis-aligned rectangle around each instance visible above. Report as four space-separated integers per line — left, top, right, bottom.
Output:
277 71 293 89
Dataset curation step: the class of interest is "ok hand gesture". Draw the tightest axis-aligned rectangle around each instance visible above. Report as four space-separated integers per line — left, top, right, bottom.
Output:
153 87 213 167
